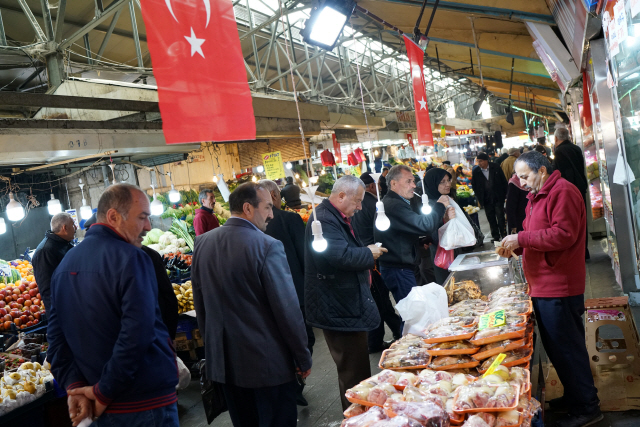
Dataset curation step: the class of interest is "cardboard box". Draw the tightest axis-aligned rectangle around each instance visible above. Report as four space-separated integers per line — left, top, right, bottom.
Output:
174 339 195 352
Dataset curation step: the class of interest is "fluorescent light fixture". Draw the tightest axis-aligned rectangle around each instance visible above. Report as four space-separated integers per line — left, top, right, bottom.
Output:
473 87 489 115
6 193 24 222
286 162 293 169
47 193 62 215
301 1 356 51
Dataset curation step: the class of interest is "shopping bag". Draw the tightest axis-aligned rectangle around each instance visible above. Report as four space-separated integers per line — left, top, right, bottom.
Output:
438 199 476 250
197 360 228 424
434 245 455 269
613 138 635 185
176 356 191 390
395 283 449 336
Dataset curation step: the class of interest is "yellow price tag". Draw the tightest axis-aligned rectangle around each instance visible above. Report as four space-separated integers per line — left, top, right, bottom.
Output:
482 353 507 378
478 309 506 330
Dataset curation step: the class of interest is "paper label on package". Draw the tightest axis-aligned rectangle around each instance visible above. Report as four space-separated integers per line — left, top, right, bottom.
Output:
478 310 506 330
482 353 507 378
614 1 629 42
632 0 640 18
587 309 626 322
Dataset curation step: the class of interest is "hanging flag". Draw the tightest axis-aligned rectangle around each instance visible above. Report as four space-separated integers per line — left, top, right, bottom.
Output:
406 133 415 150
403 35 434 146
140 0 255 144
332 134 343 163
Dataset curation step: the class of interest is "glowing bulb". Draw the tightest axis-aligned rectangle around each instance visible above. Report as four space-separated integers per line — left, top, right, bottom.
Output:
375 201 390 231
256 165 264 173
302 182 307 187
150 194 164 216
47 194 62 215
80 204 93 220
286 162 293 169
295 173 300 179
252 176 257 182
213 175 219 182
321 170 326 175
311 220 327 252
0 218 5 234
168 185 180 203
374 150 379 156
421 194 432 214
6 193 24 221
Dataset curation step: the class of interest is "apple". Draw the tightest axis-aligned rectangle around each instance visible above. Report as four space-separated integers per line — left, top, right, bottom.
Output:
34 312 41 320
0 308 6 316
30 306 39 314
33 319 39 325
18 284 25 292
10 311 20 319
14 318 20 326
26 321 33 327
12 288 20 295
28 289 37 298
11 295 18 301
0 301 4 308
9 302 18 310
28 282 37 289
19 314 27 322
3 314 11 322
16 298 24 305
24 300 31 307
36 293 41 299
3 321 10 330
33 299 40 306
5 296 12 303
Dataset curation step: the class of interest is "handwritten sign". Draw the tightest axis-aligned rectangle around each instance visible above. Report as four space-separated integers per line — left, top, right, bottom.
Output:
455 129 476 136
482 353 507 377
478 310 506 330
262 151 286 180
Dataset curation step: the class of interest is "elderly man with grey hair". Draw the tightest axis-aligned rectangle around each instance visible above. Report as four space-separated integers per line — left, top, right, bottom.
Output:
32 212 76 312
193 188 220 236
304 175 387 410
553 126 590 259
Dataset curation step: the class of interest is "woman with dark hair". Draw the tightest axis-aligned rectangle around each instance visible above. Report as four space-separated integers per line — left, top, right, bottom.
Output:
505 173 528 234
533 145 548 157
423 168 456 284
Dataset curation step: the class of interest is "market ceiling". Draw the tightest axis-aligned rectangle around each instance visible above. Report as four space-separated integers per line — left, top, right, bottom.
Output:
0 0 561 113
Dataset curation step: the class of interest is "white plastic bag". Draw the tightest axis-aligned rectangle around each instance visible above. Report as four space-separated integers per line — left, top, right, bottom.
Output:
176 356 191 390
395 283 449 336
613 138 635 185
438 199 476 250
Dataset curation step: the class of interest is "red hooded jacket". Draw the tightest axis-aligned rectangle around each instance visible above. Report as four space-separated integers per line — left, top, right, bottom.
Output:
194 207 220 236
516 170 586 297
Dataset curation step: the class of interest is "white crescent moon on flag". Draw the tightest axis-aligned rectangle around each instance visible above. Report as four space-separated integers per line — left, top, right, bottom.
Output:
165 0 178 22
203 0 211 27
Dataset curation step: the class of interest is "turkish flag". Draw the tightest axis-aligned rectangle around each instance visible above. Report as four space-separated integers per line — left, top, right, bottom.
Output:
332 134 342 163
140 0 255 144
404 35 433 146
406 133 415 150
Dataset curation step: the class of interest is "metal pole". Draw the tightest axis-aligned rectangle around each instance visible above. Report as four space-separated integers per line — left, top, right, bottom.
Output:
128 0 143 69
39 0 54 40
54 0 67 43
97 8 123 59
84 34 93 65
469 17 483 87
0 10 7 46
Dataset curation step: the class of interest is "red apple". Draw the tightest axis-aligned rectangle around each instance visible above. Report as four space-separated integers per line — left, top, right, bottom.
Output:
4 296 12 303
3 314 11 322
18 284 25 292
24 300 31 307
33 319 39 324
0 308 6 316
9 302 18 310
12 288 20 295
0 301 5 309
19 314 27 323
30 306 39 314
28 289 37 297
26 321 33 327
28 282 37 289
16 298 24 305
3 321 10 330
36 293 40 299
34 312 41 320
13 318 21 326
33 299 40 306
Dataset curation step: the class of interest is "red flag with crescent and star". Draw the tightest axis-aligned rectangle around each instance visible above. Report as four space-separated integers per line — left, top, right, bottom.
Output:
403 35 433 146
140 0 255 144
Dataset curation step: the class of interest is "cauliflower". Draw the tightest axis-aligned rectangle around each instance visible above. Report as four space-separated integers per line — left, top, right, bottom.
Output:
158 234 178 246
177 247 189 254
147 244 163 253
146 228 164 244
176 238 186 247
164 245 178 254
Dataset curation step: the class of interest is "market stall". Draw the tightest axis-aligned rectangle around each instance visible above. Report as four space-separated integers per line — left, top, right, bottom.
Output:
339 252 540 426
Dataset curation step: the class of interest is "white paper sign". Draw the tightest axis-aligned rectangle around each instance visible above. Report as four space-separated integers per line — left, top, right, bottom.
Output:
609 20 620 57
614 1 629 42
632 0 640 18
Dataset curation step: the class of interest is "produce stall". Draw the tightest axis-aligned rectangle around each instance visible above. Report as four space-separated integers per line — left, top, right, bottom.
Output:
340 252 540 427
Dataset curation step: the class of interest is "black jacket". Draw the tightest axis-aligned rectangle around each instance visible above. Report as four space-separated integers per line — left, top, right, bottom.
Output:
379 175 388 198
506 182 528 233
496 153 509 165
265 208 306 304
351 191 378 246
281 183 302 209
374 190 446 269
32 231 74 312
471 162 509 206
140 246 178 340
304 199 379 331
554 140 588 196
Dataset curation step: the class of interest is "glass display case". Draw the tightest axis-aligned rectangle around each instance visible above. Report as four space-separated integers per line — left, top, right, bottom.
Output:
444 251 522 296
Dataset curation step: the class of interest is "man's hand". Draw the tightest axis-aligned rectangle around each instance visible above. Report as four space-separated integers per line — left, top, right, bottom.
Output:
501 234 520 252
495 247 512 258
296 368 311 379
367 245 388 260
437 195 451 207
67 394 93 427
68 386 108 420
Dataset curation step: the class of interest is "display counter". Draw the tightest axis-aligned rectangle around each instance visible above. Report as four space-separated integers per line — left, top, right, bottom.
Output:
445 251 523 296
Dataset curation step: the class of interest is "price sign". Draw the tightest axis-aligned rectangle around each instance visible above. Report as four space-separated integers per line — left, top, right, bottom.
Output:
262 151 286 180
478 309 506 330
482 353 507 378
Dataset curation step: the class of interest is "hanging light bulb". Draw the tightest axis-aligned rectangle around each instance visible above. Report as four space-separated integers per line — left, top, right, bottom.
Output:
6 192 24 222
252 175 257 182
321 170 326 175
421 194 432 214
302 181 307 187
295 173 300 179
0 218 5 234
150 194 164 216
375 201 390 231
286 162 293 169
47 193 62 215
213 175 219 182
374 149 379 156
78 179 93 220
304 185 327 252
256 165 264 173
167 173 180 203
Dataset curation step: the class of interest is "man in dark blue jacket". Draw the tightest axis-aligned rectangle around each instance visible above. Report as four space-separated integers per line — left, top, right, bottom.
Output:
51 183 178 427
304 175 387 410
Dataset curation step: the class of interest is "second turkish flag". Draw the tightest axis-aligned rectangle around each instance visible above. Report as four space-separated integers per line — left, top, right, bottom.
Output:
140 0 255 144
404 35 433 146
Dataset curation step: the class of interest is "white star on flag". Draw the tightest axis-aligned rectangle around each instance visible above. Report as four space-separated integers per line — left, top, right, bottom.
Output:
418 97 427 110
185 27 205 58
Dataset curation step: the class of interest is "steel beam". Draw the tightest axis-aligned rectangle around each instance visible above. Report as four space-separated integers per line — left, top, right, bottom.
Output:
439 58 550 79
0 92 160 112
128 0 144 68
17 0 47 42
59 0 129 50
458 73 560 92
84 34 93 65
54 0 68 43
265 49 326 87
97 7 123 59
239 5 306 40
0 10 6 46
39 0 55 40
379 0 555 25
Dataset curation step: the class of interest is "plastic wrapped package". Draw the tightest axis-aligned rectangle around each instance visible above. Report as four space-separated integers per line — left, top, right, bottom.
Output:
403 386 426 402
370 416 423 427
380 348 431 369
345 403 369 418
486 384 517 408
470 325 526 345
424 326 476 343
396 372 418 387
488 285 528 301
390 334 430 350
454 384 518 411
425 317 478 333
495 410 521 427
368 383 398 406
461 414 494 427
384 401 450 426
377 370 403 384
346 383 375 401
421 381 453 396
426 340 478 352
479 348 532 371
429 355 478 370
341 406 388 427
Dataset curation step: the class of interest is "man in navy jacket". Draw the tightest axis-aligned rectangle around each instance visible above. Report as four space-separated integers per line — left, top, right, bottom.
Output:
51 183 178 427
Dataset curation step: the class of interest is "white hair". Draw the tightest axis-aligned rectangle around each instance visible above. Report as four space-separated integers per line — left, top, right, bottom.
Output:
51 213 73 233
332 175 365 196
554 127 570 142
501 148 509 154
258 179 280 195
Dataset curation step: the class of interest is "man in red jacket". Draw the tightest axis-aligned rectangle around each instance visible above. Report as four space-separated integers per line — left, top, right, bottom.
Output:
498 151 601 427
194 189 220 236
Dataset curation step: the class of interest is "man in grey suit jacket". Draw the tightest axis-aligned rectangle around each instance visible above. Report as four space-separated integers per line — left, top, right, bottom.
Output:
192 182 312 427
